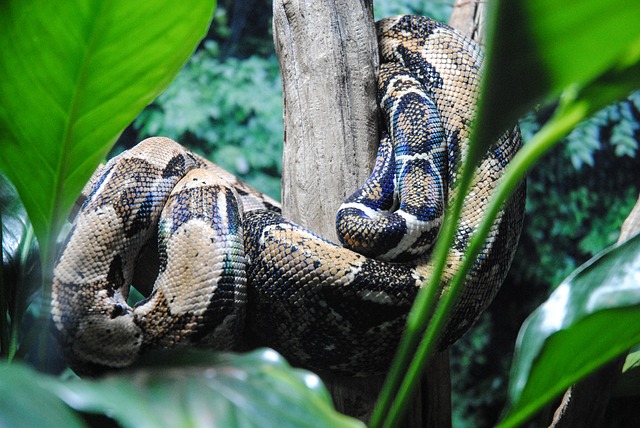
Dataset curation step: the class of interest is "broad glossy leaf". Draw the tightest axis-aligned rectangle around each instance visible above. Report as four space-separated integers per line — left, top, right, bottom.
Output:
499 232 640 427
0 0 216 262
48 349 363 428
472 0 640 157
0 363 85 428
617 348 640 397
1 174 40 322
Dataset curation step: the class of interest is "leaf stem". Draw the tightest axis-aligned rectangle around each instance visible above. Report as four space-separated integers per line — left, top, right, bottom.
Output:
369 137 480 428
370 97 590 428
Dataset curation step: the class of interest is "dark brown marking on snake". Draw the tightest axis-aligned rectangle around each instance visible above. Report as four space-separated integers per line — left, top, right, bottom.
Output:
162 154 186 178
125 191 156 237
106 255 124 297
261 201 281 214
190 253 247 345
110 304 128 319
397 46 444 90
224 187 242 235
83 164 115 207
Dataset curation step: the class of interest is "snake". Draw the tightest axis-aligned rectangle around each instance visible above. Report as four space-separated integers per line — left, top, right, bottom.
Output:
51 15 525 376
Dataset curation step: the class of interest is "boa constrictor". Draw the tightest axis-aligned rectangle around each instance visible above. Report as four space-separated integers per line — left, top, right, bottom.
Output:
52 15 525 376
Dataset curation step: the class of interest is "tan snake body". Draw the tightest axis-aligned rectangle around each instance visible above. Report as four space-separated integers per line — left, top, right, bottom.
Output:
52 15 525 375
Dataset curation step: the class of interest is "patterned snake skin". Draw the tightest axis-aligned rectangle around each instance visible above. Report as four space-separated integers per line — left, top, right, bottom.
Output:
52 15 525 375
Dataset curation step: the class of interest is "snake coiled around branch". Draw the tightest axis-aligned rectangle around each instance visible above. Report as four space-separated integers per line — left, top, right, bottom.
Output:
52 15 525 376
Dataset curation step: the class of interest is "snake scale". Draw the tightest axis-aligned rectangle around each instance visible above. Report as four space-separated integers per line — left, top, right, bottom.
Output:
52 15 525 376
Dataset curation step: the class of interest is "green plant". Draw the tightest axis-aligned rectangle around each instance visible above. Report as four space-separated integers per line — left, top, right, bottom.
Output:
373 0 453 22
0 0 216 277
369 0 640 426
133 42 283 199
565 91 640 168
1 0 640 426
0 349 362 428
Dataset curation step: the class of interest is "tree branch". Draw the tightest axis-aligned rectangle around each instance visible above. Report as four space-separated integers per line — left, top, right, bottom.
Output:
274 0 378 242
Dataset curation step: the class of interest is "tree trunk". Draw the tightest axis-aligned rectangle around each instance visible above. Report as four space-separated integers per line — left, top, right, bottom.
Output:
273 0 486 425
273 1 389 422
449 0 487 45
274 0 378 242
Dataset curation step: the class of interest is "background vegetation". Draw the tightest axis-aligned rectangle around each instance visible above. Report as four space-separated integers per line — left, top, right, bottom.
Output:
1 0 639 426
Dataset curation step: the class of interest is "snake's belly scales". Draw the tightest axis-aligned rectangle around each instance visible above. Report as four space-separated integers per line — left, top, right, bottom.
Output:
52 15 525 376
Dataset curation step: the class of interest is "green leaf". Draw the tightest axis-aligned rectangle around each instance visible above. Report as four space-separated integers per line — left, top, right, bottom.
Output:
499 232 640 427
0 349 362 428
48 349 363 428
1 174 40 359
0 363 86 428
475 0 640 153
622 348 640 374
616 348 640 397
371 2 640 426
0 0 216 264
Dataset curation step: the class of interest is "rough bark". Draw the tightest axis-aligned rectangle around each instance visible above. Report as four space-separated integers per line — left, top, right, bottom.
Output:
273 0 487 425
549 195 640 428
449 0 487 45
274 0 378 242
272 1 385 421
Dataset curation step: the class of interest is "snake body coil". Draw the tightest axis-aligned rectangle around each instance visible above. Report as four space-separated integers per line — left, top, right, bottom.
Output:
52 16 525 375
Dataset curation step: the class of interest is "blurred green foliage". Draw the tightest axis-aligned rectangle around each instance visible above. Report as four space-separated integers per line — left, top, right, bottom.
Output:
117 0 282 199
133 41 283 198
565 91 640 169
373 0 453 21
519 96 639 284
451 93 639 426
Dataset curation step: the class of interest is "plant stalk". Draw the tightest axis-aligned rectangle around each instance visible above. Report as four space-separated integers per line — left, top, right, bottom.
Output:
371 97 590 428
369 135 481 428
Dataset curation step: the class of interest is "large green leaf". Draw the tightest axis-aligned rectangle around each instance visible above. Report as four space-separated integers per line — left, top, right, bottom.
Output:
499 232 640 427
370 2 640 426
47 349 362 428
0 349 362 427
0 0 216 264
474 0 640 156
0 363 86 428
618 348 640 396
